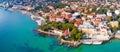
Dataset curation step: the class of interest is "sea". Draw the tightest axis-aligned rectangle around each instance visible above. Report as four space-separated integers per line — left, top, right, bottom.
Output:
0 8 120 52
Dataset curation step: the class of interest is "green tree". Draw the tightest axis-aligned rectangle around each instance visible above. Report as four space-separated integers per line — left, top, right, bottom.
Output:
118 21 120 30
96 8 107 14
39 25 51 31
75 32 83 41
51 3 69 9
50 21 58 28
117 14 120 19
107 16 112 22
42 6 50 13
71 27 78 35
112 26 118 32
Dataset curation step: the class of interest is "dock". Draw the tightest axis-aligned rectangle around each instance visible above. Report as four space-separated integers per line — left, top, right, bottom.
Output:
35 29 61 37
81 39 103 45
60 39 82 47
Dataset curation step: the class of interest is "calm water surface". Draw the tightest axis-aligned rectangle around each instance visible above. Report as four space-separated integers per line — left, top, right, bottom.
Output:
0 8 120 52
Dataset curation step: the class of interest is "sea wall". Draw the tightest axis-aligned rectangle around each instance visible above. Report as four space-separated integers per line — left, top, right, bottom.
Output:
60 39 81 47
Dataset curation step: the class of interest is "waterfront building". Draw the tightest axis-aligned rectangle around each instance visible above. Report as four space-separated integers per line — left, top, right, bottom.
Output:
87 14 94 18
115 10 120 15
53 30 63 36
74 20 82 27
64 29 71 38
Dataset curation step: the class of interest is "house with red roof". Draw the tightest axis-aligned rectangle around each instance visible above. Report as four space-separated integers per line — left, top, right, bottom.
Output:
61 12 72 20
49 14 56 21
63 29 71 38
66 13 72 19
74 20 83 27
87 14 94 18
56 16 64 23
91 18 101 25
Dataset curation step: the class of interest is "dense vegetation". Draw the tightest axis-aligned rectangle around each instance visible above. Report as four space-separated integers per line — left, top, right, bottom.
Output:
51 3 69 9
61 28 84 41
107 14 120 32
39 21 84 41
39 21 74 31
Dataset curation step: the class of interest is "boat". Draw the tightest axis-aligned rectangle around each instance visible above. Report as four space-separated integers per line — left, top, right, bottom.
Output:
82 41 92 44
92 41 103 45
115 30 120 39
115 34 120 39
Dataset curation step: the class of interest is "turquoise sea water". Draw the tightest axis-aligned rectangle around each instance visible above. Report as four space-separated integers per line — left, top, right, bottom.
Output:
0 8 120 52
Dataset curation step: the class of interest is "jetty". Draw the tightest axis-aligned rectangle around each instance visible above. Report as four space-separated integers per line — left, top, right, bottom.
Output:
81 39 103 45
36 29 61 37
60 39 82 47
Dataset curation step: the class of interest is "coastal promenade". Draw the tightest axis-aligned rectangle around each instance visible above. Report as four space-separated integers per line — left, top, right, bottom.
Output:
35 29 82 47
35 29 118 47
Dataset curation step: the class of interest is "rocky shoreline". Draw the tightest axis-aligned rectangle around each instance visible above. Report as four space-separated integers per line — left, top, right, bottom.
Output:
35 29 81 47
35 29 120 47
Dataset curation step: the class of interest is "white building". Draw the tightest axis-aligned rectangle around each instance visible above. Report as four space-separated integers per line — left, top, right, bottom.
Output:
72 12 80 17
87 14 94 18
115 10 120 15
53 30 63 36
93 35 110 41
107 10 112 16
96 14 106 18
36 20 45 26
56 17 64 23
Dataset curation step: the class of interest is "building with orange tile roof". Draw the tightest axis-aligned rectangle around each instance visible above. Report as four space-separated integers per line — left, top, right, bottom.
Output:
61 12 72 20
87 14 94 18
56 16 64 22
49 14 56 21
63 29 70 36
74 21 82 27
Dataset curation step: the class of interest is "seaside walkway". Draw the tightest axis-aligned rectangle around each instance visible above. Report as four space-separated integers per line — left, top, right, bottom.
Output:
36 29 61 37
